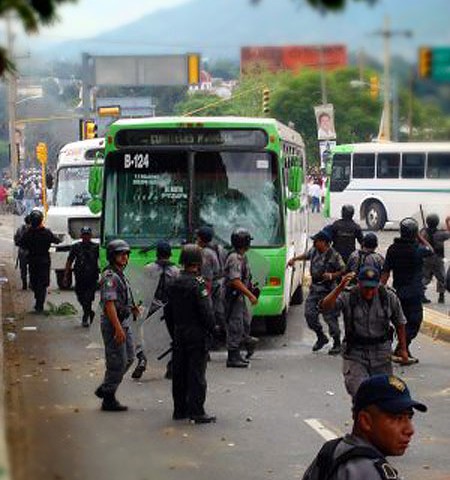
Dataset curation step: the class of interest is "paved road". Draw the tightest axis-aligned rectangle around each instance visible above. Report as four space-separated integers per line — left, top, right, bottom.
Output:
1 213 450 480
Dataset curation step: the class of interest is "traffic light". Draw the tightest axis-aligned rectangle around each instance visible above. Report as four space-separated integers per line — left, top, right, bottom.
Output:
36 142 48 164
262 88 270 115
418 47 433 78
85 120 98 139
369 76 379 99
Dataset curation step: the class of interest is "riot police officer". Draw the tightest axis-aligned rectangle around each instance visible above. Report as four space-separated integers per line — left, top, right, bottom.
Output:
165 244 216 423
321 267 408 397
64 226 99 327
14 214 31 290
346 233 385 276
224 228 259 368
18 209 61 312
421 213 450 304
288 229 345 355
330 204 364 263
95 239 138 412
381 217 433 364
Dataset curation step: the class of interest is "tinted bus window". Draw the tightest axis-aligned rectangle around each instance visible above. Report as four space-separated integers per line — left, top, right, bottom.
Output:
402 153 425 178
427 152 450 178
330 153 351 192
353 153 375 178
377 153 400 178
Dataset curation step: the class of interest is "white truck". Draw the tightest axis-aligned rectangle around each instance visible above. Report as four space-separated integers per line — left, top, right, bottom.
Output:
46 138 105 288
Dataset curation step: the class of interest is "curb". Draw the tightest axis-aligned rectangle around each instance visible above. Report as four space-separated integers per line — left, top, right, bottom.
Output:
422 306 450 343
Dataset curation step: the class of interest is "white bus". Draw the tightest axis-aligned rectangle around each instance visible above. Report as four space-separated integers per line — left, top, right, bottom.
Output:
329 142 450 230
46 138 105 288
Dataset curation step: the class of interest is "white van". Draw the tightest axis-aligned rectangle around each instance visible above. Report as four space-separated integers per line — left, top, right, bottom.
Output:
46 138 104 288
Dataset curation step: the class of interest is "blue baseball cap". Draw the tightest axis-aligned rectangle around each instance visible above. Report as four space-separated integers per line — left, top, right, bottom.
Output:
353 374 427 415
311 229 332 243
358 266 380 287
196 225 214 243
156 240 171 258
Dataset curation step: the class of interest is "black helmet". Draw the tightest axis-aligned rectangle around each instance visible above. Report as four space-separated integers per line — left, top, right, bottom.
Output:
29 209 43 228
231 228 252 249
341 204 355 220
106 239 130 262
399 217 418 240
80 226 92 235
362 232 378 249
179 244 202 267
196 225 214 243
426 213 439 229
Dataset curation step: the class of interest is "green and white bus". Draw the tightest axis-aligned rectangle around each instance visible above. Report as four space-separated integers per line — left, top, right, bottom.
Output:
330 142 450 230
97 116 308 334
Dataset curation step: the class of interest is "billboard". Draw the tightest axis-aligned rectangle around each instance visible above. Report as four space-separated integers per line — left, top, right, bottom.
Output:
241 45 347 73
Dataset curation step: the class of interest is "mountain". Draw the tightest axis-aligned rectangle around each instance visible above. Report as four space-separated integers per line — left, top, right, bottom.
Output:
34 0 450 63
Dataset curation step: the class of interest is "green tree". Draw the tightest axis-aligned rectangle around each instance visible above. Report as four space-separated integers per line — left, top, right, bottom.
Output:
0 0 77 75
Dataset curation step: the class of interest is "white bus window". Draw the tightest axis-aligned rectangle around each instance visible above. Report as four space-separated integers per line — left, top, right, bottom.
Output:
377 153 400 178
402 153 425 178
427 152 450 178
353 153 375 178
330 153 350 192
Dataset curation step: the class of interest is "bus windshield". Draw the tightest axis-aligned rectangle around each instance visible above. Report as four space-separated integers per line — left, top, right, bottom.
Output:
104 150 283 246
55 166 92 207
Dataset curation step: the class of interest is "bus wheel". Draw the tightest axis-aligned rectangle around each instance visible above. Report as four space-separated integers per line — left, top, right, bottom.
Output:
290 285 303 305
365 201 386 231
56 269 72 290
265 310 287 335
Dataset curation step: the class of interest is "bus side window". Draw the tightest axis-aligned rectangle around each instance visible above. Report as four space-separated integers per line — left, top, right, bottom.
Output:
353 153 375 178
427 152 450 179
377 153 400 178
402 153 425 178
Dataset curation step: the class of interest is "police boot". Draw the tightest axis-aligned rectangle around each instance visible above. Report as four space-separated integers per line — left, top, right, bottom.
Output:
421 296 431 304
312 332 329 352
226 349 248 368
328 337 341 355
438 293 445 304
81 312 89 328
244 336 259 359
131 352 147 379
101 393 128 412
190 413 217 424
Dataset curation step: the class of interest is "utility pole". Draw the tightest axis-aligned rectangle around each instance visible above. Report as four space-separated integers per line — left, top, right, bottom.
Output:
373 17 412 141
358 48 365 82
7 15 18 182
319 45 328 105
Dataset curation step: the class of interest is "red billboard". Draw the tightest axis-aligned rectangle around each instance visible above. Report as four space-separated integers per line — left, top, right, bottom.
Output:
241 45 347 73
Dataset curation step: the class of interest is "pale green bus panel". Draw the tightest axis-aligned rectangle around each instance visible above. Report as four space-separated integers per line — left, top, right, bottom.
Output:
102 117 308 335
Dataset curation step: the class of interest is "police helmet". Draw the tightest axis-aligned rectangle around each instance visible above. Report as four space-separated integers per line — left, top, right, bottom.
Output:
426 213 439 229
179 244 202 267
341 204 355 220
362 232 378 249
156 240 171 259
80 226 92 235
24 214 31 225
196 225 214 243
29 209 43 228
231 228 252 249
399 217 419 240
106 239 130 262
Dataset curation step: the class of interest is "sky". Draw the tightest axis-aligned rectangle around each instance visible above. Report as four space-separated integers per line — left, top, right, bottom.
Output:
39 0 190 40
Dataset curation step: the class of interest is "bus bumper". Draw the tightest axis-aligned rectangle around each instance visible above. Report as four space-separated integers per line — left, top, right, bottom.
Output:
252 293 284 318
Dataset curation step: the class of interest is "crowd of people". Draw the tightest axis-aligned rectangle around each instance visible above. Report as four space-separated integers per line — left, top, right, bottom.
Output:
12 201 450 478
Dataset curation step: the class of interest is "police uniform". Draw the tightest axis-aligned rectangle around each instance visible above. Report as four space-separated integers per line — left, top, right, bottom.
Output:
19 224 61 311
421 227 450 299
165 271 215 420
97 266 135 397
330 219 364 263
305 246 345 344
335 283 406 397
67 240 99 324
383 237 432 351
224 250 253 351
346 250 385 275
14 222 29 289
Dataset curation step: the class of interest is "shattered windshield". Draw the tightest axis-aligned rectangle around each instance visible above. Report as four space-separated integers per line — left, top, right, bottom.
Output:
104 149 282 247
55 166 91 207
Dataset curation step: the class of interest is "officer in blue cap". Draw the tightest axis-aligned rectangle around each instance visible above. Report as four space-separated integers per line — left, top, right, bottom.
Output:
288 229 345 354
303 374 427 479
321 266 408 398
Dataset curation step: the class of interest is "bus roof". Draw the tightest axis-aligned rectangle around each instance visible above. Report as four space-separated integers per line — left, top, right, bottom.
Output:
108 116 304 147
333 141 450 154
58 138 105 166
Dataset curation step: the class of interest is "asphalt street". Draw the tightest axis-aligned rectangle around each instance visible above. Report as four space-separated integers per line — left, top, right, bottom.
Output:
1 213 450 480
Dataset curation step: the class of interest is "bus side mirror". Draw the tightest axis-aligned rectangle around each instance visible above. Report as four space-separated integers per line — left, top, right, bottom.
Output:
286 195 301 211
288 166 303 194
88 164 103 214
